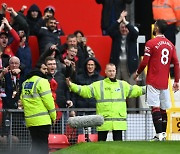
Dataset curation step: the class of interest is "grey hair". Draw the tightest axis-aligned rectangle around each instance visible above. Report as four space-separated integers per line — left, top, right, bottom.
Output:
9 56 20 64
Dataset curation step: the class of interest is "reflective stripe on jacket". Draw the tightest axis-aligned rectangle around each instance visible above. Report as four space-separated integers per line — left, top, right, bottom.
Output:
70 78 145 131
20 75 56 127
152 0 177 24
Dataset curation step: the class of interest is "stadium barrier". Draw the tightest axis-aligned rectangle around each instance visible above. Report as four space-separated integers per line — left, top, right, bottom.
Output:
0 108 154 153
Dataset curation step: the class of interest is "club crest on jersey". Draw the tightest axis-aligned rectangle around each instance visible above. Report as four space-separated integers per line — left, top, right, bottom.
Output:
145 46 150 52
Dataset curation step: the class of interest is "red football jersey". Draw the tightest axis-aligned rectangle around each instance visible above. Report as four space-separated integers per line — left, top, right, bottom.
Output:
137 35 179 89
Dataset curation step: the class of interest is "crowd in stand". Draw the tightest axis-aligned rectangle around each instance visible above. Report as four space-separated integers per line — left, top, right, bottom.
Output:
0 2 98 145
0 0 179 147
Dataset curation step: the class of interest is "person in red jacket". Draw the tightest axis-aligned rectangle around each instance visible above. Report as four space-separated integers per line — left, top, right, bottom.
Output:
0 17 20 57
134 20 179 141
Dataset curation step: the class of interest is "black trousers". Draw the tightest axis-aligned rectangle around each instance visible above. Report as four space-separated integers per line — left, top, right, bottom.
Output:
98 130 122 141
29 125 51 154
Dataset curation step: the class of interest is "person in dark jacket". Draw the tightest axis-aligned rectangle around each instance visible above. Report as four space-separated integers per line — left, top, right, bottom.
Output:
35 17 62 55
107 11 139 109
95 0 132 35
16 30 32 82
26 4 42 36
0 56 24 143
6 7 29 40
73 57 104 134
60 34 88 75
45 56 73 109
74 57 104 109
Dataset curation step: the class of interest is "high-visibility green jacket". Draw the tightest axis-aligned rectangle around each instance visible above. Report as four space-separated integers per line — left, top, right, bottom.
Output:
70 78 146 131
20 75 56 127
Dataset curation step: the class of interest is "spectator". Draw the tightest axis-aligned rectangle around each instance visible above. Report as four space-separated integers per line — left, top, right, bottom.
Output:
6 7 29 39
0 17 20 57
107 11 139 109
16 30 32 82
74 30 84 44
45 56 73 135
74 57 104 134
66 63 146 141
0 31 10 70
73 30 90 62
26 4 42 35
20 63 56 154
95 0 133 35
81 37 95 57
37 42 65 74
0 56 23 109
74 30 95 57
0 56 24 144
34 5 64 37
60 34 77 53
60 34 88 74
45 56 73 109
35 17 62 55
62 46 79 80
134 19 179 141
74 57 104 110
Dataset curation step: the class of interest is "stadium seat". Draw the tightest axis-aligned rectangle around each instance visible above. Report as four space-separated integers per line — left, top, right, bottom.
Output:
28 36 40 68
48 134 70 152
77 134 98 143
60 36 67 44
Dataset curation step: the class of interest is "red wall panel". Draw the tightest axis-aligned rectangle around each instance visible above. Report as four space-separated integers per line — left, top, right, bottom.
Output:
3 0 111 75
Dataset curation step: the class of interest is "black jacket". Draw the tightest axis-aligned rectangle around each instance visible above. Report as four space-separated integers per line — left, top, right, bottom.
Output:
47 71 71 108
36 27 61 55
74 57 104 108
26 4 42 36
96 0 132 31
107 21 139 75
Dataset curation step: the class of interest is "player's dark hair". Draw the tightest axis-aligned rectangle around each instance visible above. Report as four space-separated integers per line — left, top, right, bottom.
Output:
155 19 168 34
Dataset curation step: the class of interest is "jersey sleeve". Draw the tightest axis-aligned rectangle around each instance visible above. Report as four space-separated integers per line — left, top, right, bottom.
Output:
137 40 152 74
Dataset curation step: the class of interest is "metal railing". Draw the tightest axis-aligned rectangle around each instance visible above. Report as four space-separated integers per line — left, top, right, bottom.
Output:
0 108 153 153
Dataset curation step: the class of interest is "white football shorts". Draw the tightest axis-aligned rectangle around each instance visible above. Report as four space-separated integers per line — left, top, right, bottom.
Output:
145 85 171 110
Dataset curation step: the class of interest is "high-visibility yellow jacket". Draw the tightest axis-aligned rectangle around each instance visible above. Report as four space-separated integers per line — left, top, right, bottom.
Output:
173 0 180 26
69 78 146 131
152 0 177 24
20 75 56 127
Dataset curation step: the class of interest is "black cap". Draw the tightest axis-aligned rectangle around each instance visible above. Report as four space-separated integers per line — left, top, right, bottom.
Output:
44 6 55 15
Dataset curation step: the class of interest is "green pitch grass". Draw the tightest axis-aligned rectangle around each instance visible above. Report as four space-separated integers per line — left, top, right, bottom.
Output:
53 141 180 154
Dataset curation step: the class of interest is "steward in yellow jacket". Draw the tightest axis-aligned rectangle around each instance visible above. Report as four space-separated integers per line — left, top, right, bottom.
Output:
66 63 146 141
20 66 56 154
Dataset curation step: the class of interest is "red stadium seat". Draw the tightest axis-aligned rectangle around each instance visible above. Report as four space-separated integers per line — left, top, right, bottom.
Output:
77 134 98 143
28 36 40 68
48 134 70 152
60 36 67 44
